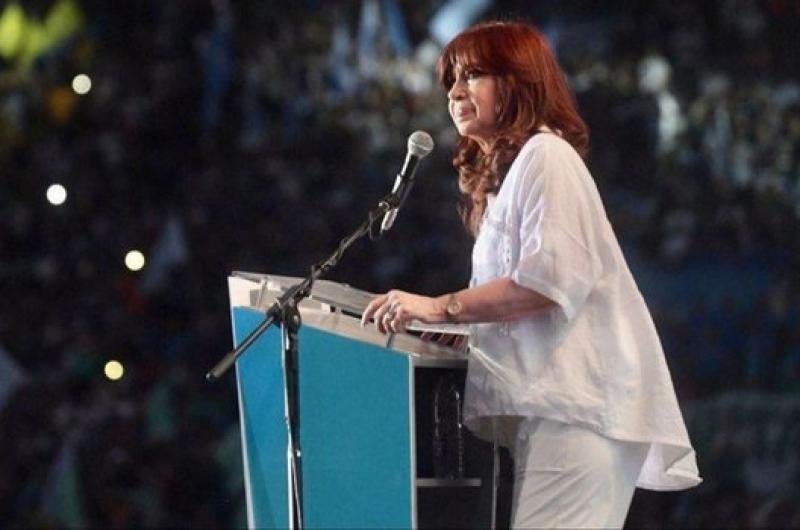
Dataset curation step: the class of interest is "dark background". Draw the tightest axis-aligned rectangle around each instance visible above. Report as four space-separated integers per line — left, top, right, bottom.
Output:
1 0 799 527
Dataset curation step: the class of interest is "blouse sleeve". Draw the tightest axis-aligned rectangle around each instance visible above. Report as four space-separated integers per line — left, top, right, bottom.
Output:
509 138 603 321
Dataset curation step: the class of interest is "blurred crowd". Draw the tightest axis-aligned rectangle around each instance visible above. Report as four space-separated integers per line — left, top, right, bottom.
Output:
1 0 799 528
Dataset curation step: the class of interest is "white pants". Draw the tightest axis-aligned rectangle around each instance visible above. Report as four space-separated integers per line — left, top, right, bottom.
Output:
501 417 648 529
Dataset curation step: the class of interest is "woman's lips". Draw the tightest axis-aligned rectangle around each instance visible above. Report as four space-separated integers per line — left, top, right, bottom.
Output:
453 108 474 120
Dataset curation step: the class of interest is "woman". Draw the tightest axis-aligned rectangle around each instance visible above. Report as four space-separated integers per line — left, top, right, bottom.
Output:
361 21 700 528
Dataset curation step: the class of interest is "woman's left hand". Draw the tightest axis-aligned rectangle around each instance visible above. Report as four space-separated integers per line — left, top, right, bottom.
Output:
361 290 440 334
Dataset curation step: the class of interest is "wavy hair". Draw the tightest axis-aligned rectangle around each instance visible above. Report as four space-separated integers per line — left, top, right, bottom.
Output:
436 21 590 235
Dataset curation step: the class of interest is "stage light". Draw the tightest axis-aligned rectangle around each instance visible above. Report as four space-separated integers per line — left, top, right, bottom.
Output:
125 250 146 271
72 73 92 95
46 183 67 205
104 360 124 381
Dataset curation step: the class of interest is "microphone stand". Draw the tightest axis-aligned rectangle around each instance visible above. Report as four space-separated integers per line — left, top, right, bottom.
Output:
205 185 405 529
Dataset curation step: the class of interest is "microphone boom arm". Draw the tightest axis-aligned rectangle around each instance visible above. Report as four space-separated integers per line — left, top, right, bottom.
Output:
206 189 400 381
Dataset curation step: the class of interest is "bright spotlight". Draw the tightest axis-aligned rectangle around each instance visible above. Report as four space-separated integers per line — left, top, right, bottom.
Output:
125 250 146 271
46 184 67 205
104 360 124 381
72 74 92 95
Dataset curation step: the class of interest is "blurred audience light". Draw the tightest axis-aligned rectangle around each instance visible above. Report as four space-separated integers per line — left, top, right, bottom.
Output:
104 360 124 381
125 250 146 271
46 183 67 205
72 73 91 95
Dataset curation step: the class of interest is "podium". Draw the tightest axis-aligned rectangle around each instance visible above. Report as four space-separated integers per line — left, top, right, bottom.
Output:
228 272 496 529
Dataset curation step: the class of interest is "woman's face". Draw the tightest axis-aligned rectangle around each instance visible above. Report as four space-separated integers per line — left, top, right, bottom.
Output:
448 62 499 149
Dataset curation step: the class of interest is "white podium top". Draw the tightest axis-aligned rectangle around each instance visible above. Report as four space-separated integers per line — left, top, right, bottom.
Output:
228 272 468 368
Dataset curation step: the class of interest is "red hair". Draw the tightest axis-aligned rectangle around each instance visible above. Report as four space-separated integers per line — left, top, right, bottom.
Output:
437 21 590 235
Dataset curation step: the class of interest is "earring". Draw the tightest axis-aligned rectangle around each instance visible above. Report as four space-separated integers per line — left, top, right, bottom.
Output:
495 103 501 115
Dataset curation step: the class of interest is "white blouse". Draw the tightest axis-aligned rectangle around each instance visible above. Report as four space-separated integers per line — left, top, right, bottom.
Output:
463 130 701 491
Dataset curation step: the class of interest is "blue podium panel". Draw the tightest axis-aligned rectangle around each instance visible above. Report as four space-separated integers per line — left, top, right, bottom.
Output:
234 308 289 529
299 325 413 529
234 307 414 529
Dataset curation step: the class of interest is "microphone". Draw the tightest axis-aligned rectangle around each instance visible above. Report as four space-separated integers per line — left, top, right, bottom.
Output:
381 130 435 233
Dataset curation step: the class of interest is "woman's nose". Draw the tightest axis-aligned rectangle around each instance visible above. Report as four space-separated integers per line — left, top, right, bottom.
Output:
448 79 466 101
